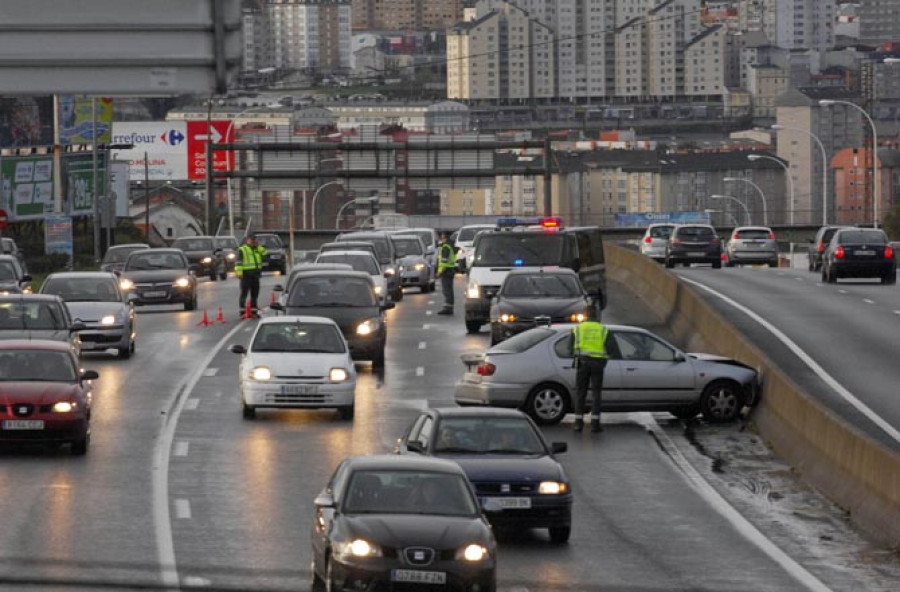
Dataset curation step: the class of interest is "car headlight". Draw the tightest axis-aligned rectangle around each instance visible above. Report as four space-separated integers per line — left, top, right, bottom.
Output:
414 262 425 271
100 315 117 326
0 291 9 296
201 257 213 264
466 280 480 299
119 279 134 291
226 253 236 260
22 286 33 294
335 539 382 558
569 312 587 323
500 313 516 322
174 277 191 288
384 267 396 276
52 401 76 413
356 318 381 336
373 285 383 295
329 368 349 382
457 544 489 562
249 366 272 381
538 481 567 495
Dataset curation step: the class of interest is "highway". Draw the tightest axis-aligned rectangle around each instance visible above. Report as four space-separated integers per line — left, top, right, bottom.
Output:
0 273 897 591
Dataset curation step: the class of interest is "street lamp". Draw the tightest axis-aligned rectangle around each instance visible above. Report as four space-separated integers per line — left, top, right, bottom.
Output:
748 154 794 225
310 180 345 230
705 208 739 227
771 124 829 225
819 99 880 227
710 194 751 225
723 177 768 226
335 196 378 229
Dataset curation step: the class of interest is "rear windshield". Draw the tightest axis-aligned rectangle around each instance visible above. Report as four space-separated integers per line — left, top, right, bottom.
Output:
340 236 390 263
502 274 582 298
102 246 146 264
837 230 887 245
458 226 492 242
735 229 771 239
0 261 19 281
473 233 568 267
0 301 67 331
392 237 423 257
287 276 376 307
491 327 554 353
676 226 716 239
649 225 674 238
316 253 379 275
172 238 214 251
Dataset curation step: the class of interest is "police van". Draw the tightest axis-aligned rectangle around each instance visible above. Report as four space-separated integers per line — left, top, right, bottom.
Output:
463 217 606 334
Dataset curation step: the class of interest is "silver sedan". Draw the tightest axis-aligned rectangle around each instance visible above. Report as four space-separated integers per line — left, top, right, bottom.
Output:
454 324 758 425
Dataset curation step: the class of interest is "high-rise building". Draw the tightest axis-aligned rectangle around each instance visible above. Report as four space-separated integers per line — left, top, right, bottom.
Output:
763 0 835 51
242 4 274 73
858 0 900 45
351 0 464 31
268 0 351 72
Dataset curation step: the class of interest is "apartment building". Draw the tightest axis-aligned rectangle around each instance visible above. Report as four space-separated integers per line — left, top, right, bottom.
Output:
351 0 464 31
858 0 900 46
684 24 725 97
647 0 702 98
763 0 835 52
268 0 351 72
242 4 274 73
831 147 900 225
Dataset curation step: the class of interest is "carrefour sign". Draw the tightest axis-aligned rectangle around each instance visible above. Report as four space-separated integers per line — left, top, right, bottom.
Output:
111 122 188 181
614 211 710 228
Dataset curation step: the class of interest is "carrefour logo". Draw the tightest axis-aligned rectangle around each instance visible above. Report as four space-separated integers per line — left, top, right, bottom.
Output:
111 129 185 146
160 130 185 145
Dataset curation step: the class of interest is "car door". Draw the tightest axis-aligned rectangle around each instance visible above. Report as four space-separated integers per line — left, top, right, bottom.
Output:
549 330 623 402
610 330 697 404
312 460 349 570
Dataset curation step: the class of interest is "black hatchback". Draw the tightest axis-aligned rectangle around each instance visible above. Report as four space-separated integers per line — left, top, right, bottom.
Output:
664 224 722 269
821 228 896 285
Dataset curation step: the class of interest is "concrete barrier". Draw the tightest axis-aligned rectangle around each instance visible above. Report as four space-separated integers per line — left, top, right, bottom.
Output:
606 243 900 546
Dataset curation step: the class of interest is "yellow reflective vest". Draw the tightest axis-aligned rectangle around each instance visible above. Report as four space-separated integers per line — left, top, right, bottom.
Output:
572 321 609 359
437 242 456 274
235 244 268 275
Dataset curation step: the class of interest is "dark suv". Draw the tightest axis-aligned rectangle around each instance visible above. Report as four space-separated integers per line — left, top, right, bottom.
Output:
821 228 896 285
170 236 227 281
254 233 288 274
665 224 722 269
807 225 848 272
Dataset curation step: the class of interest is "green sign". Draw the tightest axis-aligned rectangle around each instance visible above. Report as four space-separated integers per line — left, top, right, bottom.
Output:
0 155 54 220
64 153 107 216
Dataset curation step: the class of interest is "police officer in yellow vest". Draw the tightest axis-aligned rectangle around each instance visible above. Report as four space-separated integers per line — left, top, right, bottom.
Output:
235 234 268 317
436 232 457 315
572 310 610 433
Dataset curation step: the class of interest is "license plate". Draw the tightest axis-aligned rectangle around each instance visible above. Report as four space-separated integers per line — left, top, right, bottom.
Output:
688 252 706 257
143 290 167 298
391 569 447 585
2 420 44 430
856 250 874 256
280 385 318 395
483 496 532 509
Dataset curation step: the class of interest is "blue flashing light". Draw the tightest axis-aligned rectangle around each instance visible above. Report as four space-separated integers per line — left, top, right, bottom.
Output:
514 259 524 266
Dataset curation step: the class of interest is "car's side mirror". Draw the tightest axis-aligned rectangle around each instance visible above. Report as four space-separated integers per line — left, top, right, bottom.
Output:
381 301 396 311
81 369 99 381
674 352 686 363
313 493 335 508
406 441 424 454
70 321 86 332
550 442 567 454
273 284 284 292
21 274 32 283
229 344 247 355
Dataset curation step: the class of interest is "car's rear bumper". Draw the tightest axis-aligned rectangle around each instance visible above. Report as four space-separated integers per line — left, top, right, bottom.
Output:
478 495 572 530
454 378 527 408
729 250 778 262
831 260 894 277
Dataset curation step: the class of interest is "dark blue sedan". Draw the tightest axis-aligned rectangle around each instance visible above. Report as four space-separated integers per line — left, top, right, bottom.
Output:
396 407 572 543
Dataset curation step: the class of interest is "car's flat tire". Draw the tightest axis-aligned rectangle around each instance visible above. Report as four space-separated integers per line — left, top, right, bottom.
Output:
549 526 571 544
525 383 569 425
700 380 742 423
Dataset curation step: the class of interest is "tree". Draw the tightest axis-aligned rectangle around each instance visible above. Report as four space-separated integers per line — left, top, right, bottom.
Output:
882 202 900 240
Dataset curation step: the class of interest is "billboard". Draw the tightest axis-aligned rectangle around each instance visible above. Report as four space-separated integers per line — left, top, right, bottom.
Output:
0 155 54 220
64 153 108 217
58 96 114 145
45 216 74 257
111 122 188 181
614 211 710 228
0 97 54 148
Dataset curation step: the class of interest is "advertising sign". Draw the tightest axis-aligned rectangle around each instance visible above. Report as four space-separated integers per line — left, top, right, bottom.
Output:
186 120 234 181
64 153 107 217
110 121 188 181
0 96 54 148
58 96 114 145
45 216 74 257
0 155 54 220
614 211 710 228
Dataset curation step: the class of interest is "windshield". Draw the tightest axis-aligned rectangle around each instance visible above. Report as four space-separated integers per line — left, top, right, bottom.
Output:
502 273 581 298
42 277 121 302
735 229 771 240
0 301 67 331
125 252 186 271
473 233 567 267
392 237 423 257
408 230 435 248
251 322 345 354
458 226 492 242
837 231 887 245
287 277 376 307
172 238 214 251
0 262 19 281
343 470 477 516
435 417 545 455
0 350 77 382
649 225 674 239
102 246 147 264
340 236 390 263
492 327 554 353
676 226 716 239
256 235 283 249
315 253 378 275
214 237 238 249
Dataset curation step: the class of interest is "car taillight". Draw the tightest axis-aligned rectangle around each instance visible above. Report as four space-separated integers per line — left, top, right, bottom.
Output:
732 233 739 240
477 362 496 376
644 236 652 243
671 238 682 245
835 245 845 259
818 242 825 253
886 245 894 259
768 232 775 240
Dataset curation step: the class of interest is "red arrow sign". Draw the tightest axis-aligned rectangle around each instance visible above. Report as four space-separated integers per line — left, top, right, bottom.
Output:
186 120 234 181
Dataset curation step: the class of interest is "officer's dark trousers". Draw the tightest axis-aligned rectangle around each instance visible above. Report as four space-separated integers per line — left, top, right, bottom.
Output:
575 357 607 417
440 269 454 308
239 271 261 311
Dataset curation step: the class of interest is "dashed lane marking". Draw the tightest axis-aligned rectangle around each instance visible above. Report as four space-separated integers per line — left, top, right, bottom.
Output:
422 324 431 330
174 499 191 520
418 341 427 350
863 299 875 304
425 310 433 316
202 368 218 377
173 441 189 457
184 399 200 411
416 367 424 376
838 289 848 294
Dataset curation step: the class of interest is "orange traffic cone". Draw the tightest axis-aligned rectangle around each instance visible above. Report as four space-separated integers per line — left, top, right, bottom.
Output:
196 308 214 327
215 306 227 324
241 300 254 320
269 290 277 307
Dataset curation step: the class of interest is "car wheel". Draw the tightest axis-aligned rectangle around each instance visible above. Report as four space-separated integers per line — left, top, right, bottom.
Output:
184 295 197 311
209 269 217 282
525 383 569 425
726 258 735 268
768 259 778 268
373 347 385 369
664 258 675 269
219 264 228 281
699 380 743 423
71 433 89 456
465 321 481 334
712 260 722 269
827 267 838 284
887 272 897 286
338 405 354 420
311 558 325 592
549 526 571 544
242 400 256 419
821 266 828 283
118 344 131 359
682 262 691 267
808 259 814 272
325 555 337 592
393 289 404 302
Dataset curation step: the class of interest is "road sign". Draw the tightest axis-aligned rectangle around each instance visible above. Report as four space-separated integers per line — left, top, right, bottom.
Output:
187 121 234 181
0 209 8 230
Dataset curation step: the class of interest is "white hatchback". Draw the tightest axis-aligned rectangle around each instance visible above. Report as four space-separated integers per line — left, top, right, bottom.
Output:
640 223 676 262
230 316 357 420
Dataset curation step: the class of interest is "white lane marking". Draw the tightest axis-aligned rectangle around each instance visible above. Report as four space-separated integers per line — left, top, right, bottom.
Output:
418 341 427 350
173 441 189 457
153 321 246 588
416 366 424 376
838 289 848 294
174 499 192 520
422 323 431 330
635 413 836 592
427 300 435 305
894 310 900 316
795 277 804 282
184 398 200 410
863 299 875 305
182 576 211 587
202 368 218 377
426 310 433 316
682 277 900 445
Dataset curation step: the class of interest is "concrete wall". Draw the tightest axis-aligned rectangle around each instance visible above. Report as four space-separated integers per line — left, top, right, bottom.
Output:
606 243 900 546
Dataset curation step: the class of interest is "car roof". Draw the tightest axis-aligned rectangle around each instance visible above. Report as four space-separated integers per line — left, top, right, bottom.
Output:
133 248 182 254
733 226 772 232
257 315 341 327
343 454 467 475
289 263 354 273
173 235 215 240
45 271 118 280
340 231 390 238
504 268 578 278
288 269 373 281
429 407 531 420
0 339 73 352
108 243 150 249
0 255 19 262
318 250 376 258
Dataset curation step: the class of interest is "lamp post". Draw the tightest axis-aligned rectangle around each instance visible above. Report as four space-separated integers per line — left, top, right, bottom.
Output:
748 154 794 225
310 180 345 230
723 177 768 226
335 196 378 229
771 124 828 225
819 99 880 227
705 208 739 227
710 194 751 225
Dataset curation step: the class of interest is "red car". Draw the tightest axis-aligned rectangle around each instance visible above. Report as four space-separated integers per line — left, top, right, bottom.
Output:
0 340 97 455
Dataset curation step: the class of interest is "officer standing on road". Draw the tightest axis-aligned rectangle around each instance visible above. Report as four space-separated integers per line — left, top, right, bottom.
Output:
236 234 268 317
436 232 456 315
572 309 610 433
